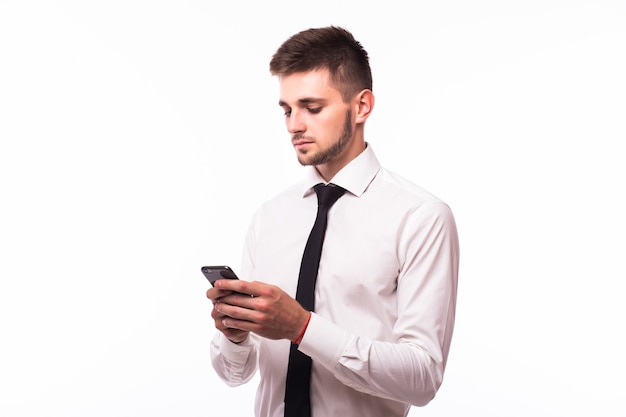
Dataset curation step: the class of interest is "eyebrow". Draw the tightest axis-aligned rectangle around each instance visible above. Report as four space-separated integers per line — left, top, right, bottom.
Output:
278 98 327 107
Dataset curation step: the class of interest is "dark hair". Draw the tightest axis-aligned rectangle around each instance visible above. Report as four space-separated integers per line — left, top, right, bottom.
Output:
269 26 373 101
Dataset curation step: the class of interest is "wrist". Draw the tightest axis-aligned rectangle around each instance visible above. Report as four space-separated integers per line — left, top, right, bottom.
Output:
226 331 249 345
291 313 311 345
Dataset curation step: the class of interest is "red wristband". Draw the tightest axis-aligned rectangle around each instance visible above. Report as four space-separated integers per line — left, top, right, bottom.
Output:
291 313 311 345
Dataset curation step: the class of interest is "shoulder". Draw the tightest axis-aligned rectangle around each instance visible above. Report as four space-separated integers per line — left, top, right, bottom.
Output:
249 181 307 223
260 181 304 207
372 167 450 209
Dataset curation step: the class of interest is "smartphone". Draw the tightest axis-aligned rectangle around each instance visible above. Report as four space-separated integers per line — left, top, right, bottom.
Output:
201 265 239 286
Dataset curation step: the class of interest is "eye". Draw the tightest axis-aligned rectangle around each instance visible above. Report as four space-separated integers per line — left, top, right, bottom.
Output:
307 107 322 114
283 109 292 117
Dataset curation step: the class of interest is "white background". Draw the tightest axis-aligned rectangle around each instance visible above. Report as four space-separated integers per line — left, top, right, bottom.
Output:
1 1 625 416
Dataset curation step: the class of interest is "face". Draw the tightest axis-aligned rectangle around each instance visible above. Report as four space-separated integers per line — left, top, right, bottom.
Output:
278 70 361 176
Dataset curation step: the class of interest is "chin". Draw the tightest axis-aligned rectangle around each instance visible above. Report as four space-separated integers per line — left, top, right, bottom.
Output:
297 156 314 167
295 150 315 166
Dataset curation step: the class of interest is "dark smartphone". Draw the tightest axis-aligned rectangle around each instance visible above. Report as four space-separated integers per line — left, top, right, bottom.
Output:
201 265 239 286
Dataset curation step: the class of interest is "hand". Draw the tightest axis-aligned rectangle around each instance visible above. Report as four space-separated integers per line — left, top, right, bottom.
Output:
206 286 250 343
207 279 310 342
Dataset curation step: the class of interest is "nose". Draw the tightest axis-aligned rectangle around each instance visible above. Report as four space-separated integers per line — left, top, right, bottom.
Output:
286 109 305 134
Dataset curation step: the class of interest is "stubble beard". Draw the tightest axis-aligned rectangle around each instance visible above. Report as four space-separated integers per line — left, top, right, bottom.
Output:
295 110 353 167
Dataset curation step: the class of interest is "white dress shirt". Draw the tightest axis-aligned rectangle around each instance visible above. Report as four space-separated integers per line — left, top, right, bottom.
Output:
210 144 459 417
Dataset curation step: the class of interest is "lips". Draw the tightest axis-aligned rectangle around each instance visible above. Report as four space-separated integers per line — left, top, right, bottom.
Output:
293 138 314 150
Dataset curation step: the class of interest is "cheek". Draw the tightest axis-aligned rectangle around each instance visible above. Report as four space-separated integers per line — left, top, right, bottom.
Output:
317 113 346 135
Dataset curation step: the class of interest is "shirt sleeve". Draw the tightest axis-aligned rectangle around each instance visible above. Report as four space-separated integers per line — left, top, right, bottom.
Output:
298 201 459 406
210 332 258 387
209 212 261 387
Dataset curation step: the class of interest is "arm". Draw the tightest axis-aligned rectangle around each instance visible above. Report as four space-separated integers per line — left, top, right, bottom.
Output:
207 219 261 387
207 209 312 386
300 202 459 406
207 283 259 386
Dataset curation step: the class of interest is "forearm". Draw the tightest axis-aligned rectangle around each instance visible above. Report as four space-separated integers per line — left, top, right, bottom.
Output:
299 314 447 406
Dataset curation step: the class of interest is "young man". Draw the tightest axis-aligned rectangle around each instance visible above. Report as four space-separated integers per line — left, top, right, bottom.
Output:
206 26 459 417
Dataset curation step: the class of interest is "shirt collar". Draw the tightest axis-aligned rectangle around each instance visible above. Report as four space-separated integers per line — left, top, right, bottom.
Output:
302 143 381 198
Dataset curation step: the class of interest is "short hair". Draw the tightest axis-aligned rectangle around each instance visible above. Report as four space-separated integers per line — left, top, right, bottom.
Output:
269 26 373 102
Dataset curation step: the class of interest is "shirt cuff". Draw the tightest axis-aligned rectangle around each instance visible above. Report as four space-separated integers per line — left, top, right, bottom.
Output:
297 312 353 368
210 332 257 386
213 332 254 361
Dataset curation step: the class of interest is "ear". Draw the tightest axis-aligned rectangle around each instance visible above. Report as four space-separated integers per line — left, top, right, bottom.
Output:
354 89 374 124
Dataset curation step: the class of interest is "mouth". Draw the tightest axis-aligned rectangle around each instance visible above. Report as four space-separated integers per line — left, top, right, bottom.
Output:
293 139 313 150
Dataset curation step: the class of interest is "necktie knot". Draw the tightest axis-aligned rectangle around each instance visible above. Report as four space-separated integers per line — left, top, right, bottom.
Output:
314 183 346 208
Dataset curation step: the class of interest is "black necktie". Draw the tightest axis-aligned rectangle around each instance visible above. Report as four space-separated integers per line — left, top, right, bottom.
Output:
284 183 346 417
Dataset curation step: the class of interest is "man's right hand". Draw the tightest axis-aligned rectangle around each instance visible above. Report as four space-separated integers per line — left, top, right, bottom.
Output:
207 286 251 344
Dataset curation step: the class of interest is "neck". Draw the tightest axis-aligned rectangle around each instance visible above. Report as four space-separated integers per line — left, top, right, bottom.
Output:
315 139 366 182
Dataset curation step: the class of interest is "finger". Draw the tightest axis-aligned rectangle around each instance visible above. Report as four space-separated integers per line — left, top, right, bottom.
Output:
214 279 259 297
215 300 260 324
219 292 256 309
213 309 237 333
222 316 257 333
207 287 235 301
211 306 226 321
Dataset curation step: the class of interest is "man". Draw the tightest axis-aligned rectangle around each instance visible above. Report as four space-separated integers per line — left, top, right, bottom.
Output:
207 26 459 417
